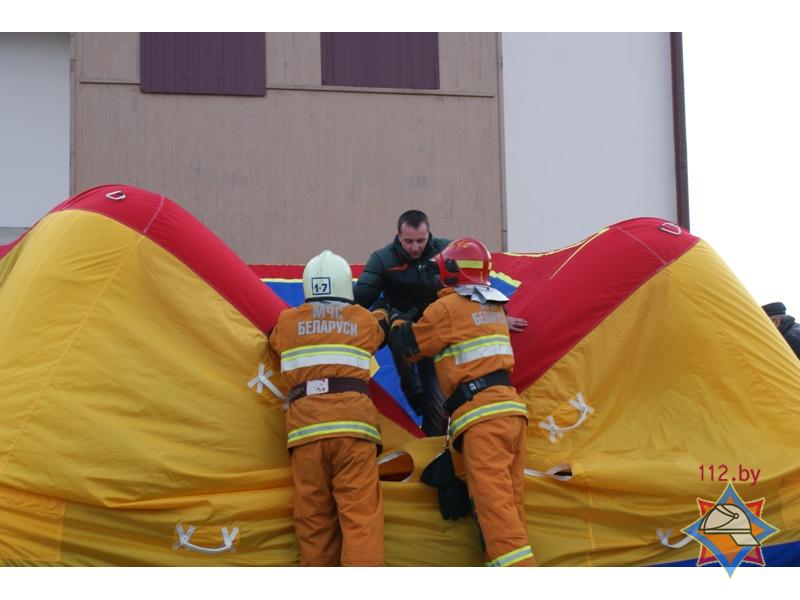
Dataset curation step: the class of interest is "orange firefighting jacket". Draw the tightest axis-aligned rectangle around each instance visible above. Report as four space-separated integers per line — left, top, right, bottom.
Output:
268 300 388 451
391 287 527 443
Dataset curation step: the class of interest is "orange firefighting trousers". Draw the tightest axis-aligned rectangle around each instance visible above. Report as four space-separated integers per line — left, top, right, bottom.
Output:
462 415 537 566
291 437 384 566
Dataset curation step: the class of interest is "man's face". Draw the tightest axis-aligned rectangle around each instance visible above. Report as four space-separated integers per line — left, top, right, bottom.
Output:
398 222 429 260
771 316 782 329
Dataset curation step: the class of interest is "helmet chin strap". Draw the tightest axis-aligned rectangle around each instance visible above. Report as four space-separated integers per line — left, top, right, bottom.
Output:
444 258 460 273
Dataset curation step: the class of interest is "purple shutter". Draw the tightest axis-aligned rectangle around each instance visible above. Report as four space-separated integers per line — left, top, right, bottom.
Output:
140 33 266 96
321 33 439 90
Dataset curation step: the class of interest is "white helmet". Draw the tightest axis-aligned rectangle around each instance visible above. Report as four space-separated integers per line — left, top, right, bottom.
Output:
302 250 354 302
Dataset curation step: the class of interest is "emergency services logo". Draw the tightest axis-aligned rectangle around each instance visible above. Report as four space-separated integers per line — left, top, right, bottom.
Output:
682 483 778 575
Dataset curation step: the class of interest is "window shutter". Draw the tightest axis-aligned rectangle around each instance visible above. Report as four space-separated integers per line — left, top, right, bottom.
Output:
140 33 266 96
321 33 439 90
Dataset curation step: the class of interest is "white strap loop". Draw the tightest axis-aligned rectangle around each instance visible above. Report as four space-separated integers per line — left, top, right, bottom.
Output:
248 362 289 405
659 222 682 236
173 524 239 554
538 392 594 443
524 464 573 481
656 528 694 549
105 190 126 201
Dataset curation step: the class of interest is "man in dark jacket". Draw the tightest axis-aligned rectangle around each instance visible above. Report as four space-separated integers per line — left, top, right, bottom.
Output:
762 302 800 359
355 210 528 436
354 210 451 435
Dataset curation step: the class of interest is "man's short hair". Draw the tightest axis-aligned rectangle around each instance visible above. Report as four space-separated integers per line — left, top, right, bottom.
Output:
397 210 429 232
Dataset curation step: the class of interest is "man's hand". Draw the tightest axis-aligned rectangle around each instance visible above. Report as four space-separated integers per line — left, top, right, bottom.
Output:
506 315 528 333
371 297 389 312
389 307 419 325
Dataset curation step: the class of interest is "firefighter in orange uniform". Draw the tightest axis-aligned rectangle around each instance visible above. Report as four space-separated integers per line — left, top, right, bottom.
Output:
389 238 536 567
268 250 389 566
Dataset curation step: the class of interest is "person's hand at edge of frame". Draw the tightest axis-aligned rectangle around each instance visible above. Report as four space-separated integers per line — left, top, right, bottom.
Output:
506 315 528 333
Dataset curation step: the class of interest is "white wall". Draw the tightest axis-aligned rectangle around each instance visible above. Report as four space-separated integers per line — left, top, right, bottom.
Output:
683 32 800 306
502 33 678 252
0 33 70 228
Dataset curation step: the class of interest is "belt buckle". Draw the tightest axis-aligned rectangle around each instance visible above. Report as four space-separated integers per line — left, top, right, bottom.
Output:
468 377 484 394
305 379 330 395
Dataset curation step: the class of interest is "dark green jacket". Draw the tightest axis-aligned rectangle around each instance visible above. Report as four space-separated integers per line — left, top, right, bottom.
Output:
354 235 451 315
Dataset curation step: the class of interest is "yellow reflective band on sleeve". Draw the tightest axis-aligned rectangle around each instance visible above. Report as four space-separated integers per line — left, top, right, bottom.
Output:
287 421 381 445
280 344 371 372
486 545 534 567
434 334 513 365
450 401 528 440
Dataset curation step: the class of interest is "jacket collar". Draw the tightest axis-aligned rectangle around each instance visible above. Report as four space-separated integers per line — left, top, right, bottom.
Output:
437 285 508 304
779 314 796 333
453 284 509 304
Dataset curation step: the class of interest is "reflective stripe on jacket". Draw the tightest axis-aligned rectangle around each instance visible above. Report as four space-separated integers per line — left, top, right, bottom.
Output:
269 301 386 450
486 544 535 567
434 333 513 365
280 343 372 372
393 288 527 441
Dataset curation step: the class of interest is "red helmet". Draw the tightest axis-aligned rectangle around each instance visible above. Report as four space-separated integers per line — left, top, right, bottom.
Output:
434 238 492 287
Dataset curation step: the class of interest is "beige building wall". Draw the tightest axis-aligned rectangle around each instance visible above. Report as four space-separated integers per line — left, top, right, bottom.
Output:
71 33 504 264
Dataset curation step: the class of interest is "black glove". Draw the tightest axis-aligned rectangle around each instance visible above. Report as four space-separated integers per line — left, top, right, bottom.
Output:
405 391 426 419
389 306 419 324
418 260 443 291
421 449 471 521
437 478 471 520
371 297 389 312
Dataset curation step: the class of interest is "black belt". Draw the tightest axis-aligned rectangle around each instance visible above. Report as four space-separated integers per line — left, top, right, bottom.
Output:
444 370 513 414
289 377 370 402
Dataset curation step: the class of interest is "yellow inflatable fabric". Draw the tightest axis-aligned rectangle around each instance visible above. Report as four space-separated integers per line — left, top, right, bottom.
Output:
2 188 799 567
